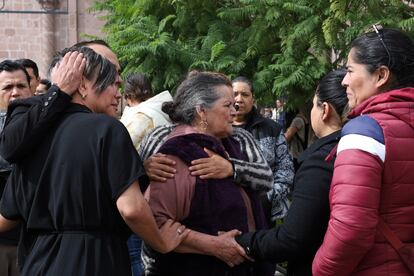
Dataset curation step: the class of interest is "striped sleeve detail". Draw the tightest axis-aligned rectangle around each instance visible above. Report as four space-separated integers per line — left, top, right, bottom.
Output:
231 127 273 190
338 115 385 162
138 124 175 160
139 125 273 191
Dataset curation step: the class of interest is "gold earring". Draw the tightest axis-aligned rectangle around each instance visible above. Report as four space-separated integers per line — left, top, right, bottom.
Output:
81 94 87 100
200 120 208 131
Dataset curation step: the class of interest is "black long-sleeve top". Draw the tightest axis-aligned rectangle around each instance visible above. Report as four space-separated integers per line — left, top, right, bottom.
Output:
236 130 341 276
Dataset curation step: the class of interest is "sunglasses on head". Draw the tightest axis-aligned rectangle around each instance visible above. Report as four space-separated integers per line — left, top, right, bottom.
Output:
365 23 391 67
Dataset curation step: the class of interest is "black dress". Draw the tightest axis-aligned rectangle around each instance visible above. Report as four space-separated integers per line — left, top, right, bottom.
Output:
236 130 340 276
0 103 146 275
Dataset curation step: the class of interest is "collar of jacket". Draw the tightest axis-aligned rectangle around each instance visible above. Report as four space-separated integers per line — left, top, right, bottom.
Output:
298 130 341 164
348 87 414 118
241 106 265 131
65 103 93 114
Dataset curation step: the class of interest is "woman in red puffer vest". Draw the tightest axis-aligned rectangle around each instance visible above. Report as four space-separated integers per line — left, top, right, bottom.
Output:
313 26 414 276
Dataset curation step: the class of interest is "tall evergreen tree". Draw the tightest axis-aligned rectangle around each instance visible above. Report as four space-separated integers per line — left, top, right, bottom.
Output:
92 0 414 107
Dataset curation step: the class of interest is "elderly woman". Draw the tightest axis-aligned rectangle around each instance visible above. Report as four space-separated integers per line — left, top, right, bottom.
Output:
235 69 348 276
313 27 414 275
143 71 270 276
0 46 186 275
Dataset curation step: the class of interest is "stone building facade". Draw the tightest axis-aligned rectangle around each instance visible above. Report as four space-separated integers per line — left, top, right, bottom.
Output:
0 0 106 78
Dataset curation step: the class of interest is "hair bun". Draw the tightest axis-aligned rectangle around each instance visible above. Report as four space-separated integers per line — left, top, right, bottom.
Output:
162 101 180 122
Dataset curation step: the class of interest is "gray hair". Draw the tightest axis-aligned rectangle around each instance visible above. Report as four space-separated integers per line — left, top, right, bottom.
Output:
162 71 232 124
49 45 117 94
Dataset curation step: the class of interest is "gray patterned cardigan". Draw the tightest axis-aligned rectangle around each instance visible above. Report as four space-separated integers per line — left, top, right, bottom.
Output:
236 107 295 221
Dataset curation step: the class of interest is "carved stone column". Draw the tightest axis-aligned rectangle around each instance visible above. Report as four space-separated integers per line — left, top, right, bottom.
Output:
40 12 55 78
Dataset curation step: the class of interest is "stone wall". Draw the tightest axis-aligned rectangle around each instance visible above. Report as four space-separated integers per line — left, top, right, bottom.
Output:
0 0 106 78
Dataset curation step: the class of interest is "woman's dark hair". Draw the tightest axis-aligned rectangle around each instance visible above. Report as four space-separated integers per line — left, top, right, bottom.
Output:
315 68 348 118
49 45 117 94
232 76 253 93
124 73 153 102
351 27 414 89
162 71 232 124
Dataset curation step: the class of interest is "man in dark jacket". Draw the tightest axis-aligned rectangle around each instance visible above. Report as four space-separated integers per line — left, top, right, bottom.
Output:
232 77 294 223
0 60 33 276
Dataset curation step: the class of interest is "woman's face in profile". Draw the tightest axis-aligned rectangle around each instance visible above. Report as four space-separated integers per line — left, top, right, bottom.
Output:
84 80 122 118
204 85 236 138
342 49 380 109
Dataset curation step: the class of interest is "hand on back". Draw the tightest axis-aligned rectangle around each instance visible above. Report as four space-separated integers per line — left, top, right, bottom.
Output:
145 148 233 181
189 148 233 179
144 153 176 182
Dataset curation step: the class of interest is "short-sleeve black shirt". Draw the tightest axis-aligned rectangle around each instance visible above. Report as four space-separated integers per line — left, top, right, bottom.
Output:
0 103 145 275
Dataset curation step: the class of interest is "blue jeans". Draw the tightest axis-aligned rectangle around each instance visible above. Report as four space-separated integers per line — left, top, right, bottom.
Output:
127 234 144 276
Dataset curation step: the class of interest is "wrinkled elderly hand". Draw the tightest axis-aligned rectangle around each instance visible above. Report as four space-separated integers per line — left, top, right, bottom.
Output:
158 219 190 254
189 148 233 179
144 153 176 182
213 229 248 267
51 51 86 96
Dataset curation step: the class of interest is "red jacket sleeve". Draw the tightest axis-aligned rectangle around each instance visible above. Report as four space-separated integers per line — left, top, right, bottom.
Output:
312 148 383 276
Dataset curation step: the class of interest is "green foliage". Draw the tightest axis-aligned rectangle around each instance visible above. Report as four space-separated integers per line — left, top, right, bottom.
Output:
91 0 414 108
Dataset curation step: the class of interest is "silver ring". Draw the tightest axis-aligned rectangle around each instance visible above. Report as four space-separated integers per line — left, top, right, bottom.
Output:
177 228 183 235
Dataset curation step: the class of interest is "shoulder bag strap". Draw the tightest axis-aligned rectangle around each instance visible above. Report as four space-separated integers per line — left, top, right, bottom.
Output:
378 218 414 273
378 218 405 250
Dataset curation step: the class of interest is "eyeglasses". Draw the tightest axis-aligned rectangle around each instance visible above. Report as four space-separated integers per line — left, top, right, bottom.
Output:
366 23 391 67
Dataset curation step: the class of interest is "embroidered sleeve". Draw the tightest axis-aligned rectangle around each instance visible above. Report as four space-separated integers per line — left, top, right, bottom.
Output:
268 133 294 220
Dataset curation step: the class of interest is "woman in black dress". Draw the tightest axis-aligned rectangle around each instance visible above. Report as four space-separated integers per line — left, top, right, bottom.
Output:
236 69 348 275
0 46 187 275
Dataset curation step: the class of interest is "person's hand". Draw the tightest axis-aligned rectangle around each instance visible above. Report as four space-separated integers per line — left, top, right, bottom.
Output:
212 229 248 267
144 153 176 182
189 148 233 179
51 51 86 96
158 219 190 253
0 91 10 111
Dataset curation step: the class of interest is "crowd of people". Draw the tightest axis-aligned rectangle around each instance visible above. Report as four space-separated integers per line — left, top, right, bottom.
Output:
0 25 412 276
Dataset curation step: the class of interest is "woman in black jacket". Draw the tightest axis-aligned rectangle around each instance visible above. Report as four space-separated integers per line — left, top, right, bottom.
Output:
236 69 348 275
